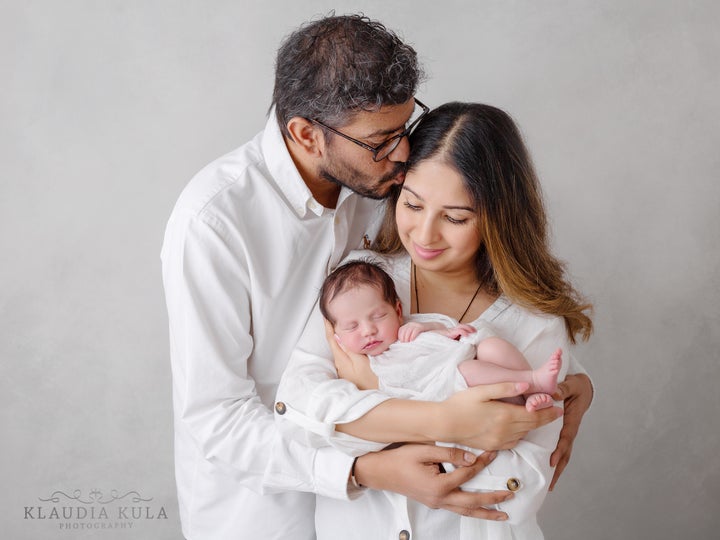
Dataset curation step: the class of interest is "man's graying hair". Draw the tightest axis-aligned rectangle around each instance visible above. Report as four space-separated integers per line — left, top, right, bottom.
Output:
271 14 424 138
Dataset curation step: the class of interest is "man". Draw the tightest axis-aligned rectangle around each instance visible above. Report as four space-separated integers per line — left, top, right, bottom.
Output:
162 14 592 539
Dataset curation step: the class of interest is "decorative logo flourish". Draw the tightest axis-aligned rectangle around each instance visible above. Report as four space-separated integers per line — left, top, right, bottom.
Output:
39 489 153 505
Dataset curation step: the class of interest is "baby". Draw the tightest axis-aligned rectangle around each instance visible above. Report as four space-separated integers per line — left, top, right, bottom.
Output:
319 260 562 411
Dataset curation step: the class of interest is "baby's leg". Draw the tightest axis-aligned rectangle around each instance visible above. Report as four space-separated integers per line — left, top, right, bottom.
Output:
474 337 531 371
458 340 563 410
459 337 534 387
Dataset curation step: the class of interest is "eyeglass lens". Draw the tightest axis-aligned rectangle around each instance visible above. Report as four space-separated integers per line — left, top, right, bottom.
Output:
373 102 427 161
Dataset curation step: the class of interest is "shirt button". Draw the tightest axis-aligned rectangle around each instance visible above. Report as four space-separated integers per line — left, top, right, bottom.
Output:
274 402 287 415
506 477 521 491
399 530 410 540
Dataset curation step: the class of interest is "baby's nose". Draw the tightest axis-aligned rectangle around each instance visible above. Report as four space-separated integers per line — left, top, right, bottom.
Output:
362 322 377 336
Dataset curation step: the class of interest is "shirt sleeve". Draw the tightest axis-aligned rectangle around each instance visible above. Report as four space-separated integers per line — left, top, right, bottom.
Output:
274 295 393 455
457 316 570 525
163 211 357 499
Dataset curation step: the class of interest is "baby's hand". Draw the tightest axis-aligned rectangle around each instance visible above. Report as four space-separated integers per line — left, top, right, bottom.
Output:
440 324 477 340
398 322 427 342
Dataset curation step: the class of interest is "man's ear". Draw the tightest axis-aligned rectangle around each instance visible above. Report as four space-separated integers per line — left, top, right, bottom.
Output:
286 117 324 157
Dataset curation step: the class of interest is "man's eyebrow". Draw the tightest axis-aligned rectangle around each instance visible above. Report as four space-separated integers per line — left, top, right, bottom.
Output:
402 185 474 212
364 123 405 138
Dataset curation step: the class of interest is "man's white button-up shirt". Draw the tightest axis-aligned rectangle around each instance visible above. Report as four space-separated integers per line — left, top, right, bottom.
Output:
161 113 384 539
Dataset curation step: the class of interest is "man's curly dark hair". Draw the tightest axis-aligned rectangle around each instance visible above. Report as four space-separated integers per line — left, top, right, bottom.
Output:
271 13 424 138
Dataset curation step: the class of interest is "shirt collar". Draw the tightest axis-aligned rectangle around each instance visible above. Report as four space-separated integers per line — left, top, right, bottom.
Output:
262 109 354 218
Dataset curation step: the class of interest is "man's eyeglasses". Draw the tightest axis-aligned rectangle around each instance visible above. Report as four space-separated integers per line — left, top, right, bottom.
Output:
311 99 430 162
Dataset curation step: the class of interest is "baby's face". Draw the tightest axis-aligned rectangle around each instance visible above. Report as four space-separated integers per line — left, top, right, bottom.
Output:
329 284 402 356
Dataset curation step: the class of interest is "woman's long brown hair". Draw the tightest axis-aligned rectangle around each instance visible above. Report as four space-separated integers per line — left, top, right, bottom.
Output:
374 102 593 343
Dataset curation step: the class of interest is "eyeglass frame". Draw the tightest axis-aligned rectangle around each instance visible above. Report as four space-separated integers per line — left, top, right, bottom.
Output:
309 99 430 162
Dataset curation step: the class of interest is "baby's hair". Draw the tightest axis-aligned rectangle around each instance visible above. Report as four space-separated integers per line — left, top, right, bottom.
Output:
319 259 400 325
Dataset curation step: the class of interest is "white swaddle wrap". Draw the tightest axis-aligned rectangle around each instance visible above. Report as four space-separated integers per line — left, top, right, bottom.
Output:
370 313 497 401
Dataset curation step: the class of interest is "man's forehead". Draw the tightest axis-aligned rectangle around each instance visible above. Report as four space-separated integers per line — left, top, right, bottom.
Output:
342 100 416 135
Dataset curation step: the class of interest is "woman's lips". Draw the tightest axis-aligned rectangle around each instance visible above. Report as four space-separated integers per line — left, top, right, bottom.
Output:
413 243 445 260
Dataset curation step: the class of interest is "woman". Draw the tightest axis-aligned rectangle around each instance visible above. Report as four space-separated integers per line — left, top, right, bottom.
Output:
277 102 593 539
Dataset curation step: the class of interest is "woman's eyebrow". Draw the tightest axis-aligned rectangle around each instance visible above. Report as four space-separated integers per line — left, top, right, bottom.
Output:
402 185 474 212
401 185 424 200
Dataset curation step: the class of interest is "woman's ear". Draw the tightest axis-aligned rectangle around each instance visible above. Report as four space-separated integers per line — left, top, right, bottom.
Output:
286 117 323 157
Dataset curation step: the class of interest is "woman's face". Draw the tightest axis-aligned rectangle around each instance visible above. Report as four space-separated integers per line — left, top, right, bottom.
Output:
395 158 481 275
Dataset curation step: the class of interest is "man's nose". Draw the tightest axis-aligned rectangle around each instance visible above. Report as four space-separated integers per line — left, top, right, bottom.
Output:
387 135 410 162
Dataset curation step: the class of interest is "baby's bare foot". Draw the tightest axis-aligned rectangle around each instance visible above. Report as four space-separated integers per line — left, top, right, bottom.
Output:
525 392 554 412
531 348 562 395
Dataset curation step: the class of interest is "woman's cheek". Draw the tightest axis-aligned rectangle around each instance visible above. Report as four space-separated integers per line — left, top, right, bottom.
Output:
395 208 411 240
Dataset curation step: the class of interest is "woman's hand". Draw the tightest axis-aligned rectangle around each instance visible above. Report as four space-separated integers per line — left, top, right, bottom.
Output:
354 444 512 520
336 380 562 446
325 319 378 390
549 373 593 490
438 382 563 449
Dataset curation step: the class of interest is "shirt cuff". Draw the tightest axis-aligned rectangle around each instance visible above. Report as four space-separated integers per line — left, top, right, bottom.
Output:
312 447 363 500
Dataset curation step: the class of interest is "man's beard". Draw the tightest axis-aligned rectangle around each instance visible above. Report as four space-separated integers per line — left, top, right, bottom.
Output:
319 161 406 200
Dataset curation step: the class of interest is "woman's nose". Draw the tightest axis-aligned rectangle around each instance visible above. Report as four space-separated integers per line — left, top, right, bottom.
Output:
416 216 438 245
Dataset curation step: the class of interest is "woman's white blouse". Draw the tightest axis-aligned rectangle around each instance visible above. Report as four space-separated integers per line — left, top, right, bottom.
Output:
276 250 586 540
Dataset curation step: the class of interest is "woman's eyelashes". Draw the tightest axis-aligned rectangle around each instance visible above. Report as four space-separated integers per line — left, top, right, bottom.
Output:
402 200 421 212
402 199 469 225
445 215 468 225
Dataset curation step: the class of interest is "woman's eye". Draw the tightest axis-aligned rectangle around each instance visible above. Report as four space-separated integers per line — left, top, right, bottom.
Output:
403 201 421 211
446 215 468 225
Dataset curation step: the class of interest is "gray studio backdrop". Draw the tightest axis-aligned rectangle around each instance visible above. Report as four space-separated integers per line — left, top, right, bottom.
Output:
2 1 718 539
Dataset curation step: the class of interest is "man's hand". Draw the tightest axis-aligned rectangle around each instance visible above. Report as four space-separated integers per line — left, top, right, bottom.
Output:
439 382 563 449
549 373 593 490
354 444 512 520
325 319 378 390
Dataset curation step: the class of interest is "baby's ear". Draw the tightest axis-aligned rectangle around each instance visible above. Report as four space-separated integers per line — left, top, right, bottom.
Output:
395 300 403 321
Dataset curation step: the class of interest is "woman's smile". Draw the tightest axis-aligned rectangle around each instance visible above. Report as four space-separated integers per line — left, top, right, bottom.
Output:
412 242 446 260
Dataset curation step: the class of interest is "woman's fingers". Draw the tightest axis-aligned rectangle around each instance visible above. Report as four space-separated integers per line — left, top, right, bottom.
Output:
549 437 572 491
549 373 593 490
442 385 563 449
469 381 530 401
